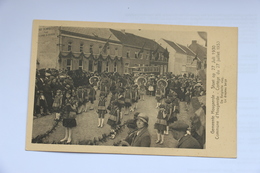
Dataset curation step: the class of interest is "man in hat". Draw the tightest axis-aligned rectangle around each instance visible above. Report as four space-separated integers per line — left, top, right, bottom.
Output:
130 113 151 147
169 121 202 149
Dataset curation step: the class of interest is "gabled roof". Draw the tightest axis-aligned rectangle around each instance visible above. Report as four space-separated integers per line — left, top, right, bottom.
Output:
162 39 186 54
110 29 164 52
188 41 207 60
177 44 196 56
60 27 121 43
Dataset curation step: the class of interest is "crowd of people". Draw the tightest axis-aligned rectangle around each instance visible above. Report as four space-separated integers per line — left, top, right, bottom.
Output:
33 68 205 148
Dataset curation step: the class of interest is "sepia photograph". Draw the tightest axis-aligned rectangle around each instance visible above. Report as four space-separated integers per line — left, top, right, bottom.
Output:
26 20 236 158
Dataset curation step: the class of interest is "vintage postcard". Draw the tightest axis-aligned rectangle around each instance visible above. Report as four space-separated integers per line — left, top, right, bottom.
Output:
26 20 237 158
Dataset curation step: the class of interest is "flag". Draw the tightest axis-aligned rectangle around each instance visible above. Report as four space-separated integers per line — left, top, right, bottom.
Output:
138 42 146 58
100 34 112 54
163 48 169 58
191 54 200 64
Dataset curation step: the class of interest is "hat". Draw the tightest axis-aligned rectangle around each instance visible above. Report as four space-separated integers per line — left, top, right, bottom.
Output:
137 113 149 124
169 121 189 132
126 119 137 129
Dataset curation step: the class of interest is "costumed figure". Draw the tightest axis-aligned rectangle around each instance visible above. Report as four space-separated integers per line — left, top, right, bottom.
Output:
124 86 132 115
154 104 167 145
96 92 107 128
136 76 147 101
60 91 78 144
107 101 121 139
89 76 100 91
52 89 63 120
164 98 174 134
88 84 96 110
130 84 139 112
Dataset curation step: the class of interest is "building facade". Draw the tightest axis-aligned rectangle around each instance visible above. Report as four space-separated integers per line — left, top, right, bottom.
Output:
110 29 168 75
37 26 169 75
158 38 197 75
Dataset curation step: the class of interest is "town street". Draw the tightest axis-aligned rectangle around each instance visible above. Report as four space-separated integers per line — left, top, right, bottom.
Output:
32 92 203 148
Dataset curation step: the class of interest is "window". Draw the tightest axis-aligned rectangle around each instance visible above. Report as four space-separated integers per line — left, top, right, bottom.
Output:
99 45 102 54
79 60 83 70
146 53 149 60
115 48 118 56
135 52 138 59
89 45 93 54
68 42 72 51
80 43 84 52
106 61 109 72
126 51 130 58
124 63 129 73
89 60 93 72
66 59 72 71
114 62 117 72
140 53 143 59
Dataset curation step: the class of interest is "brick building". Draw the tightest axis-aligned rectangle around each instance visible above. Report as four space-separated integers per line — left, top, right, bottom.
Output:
37 26 169 75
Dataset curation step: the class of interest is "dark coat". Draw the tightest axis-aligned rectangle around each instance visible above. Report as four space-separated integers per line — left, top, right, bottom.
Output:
177 134 202 149
131 127 151 147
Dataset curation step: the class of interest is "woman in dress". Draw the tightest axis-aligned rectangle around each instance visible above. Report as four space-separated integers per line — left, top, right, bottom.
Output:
107 101 121 139
154 104 167 145
97 92 107 128
52 89 63 120
60 91 78 144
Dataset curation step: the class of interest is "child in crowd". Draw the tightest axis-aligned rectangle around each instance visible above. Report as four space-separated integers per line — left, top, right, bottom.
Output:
154 104 167 145
107 101 121 139
60 91 78 144
52 90 63 120
97 92 107 128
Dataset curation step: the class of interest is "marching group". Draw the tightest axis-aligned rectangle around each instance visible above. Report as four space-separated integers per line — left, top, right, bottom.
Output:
34 68 205 148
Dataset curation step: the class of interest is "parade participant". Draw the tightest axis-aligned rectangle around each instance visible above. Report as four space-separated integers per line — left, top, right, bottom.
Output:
154 104 167 145
97 92 107 128
100 81 108 97
147 79 155 96
131 113 151 147
130 84 139 111
82 86 89 112
124 86 132 115
169 121 202 149
60 91 78 144
107 101 121 139
117 93 125 120
88 84 96 110
184 87 192 111
138 83 146 101
164 98 174 135
155 82 165 108
76 86 86 114
52 90 63 120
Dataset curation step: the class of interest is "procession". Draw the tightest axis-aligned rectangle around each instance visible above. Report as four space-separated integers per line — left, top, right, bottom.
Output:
31 26 207 149
32 68 206 149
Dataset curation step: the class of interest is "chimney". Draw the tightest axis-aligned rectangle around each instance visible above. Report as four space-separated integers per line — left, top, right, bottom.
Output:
192 40 197 44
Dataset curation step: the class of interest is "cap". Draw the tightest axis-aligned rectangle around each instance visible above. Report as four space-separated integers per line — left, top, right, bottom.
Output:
159 104 166 109
137 113 149 124
169 121 189 132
